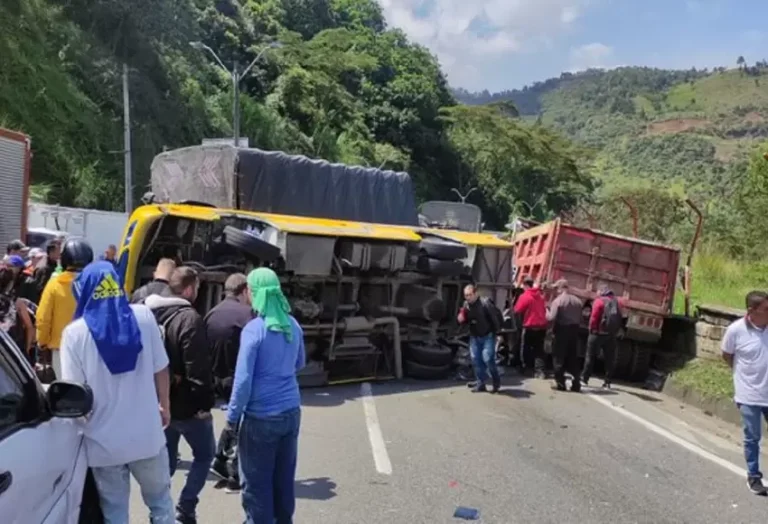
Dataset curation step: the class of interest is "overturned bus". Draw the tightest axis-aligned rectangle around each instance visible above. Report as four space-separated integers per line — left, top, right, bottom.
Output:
117 145 515 386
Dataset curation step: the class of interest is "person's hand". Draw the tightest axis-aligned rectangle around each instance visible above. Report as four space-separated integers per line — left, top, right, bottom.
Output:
159 405 170 429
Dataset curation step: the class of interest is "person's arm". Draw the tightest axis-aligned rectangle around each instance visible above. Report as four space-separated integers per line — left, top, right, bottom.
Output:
513 293 531 316
721 325 736 369
15 299 34 355
143 307 171 427
36 280 56 348
295 322 306 373
178 311 214 411
589 298 605 333
59 325 86 383
546 296 560 323
227 321 263 427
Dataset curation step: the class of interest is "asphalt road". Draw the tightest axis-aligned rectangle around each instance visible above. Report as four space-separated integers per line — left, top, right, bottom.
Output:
129 374 768 523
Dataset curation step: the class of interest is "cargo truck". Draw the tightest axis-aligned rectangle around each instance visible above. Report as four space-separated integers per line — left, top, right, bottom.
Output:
512 218 681 381
0 128 31 245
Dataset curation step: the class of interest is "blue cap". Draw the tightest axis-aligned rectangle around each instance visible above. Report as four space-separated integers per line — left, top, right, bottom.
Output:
7 255 25 268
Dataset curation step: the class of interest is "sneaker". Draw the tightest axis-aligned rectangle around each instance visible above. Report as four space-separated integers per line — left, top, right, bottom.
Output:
570 383 582 393
225 478 241 494
466 381 478 389
602 381 612 390
552 383 567 392
581 376 589 387
210 459 229 480
491 380 501 394
748 476 768 495
471 384 487 393
175 510 197 524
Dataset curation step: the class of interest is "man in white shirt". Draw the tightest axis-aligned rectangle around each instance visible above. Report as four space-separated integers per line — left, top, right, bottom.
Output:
60 261 175 523
722 290 768 496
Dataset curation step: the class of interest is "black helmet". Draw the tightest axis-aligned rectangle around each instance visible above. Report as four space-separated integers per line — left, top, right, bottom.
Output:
60 237 94 271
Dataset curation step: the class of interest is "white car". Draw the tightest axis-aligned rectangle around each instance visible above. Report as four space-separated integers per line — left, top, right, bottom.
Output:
0 328 100 523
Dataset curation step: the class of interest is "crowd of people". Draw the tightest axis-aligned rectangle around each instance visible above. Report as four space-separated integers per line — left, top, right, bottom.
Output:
0 236 305 524
457 276 625 393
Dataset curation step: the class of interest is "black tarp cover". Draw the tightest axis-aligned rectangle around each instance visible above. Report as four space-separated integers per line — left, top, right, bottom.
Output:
151 145 419 226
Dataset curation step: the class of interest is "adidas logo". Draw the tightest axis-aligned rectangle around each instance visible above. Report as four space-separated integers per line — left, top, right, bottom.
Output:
92 274 124 300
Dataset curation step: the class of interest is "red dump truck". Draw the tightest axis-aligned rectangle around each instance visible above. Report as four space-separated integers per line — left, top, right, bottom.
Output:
0 128 31 245
512 218 681 381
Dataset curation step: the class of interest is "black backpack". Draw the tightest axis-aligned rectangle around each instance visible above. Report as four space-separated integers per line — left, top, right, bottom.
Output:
600 296 623 335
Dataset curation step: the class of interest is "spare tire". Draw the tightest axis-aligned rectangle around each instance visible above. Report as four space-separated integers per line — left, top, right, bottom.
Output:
416 257 466 277
406 342 453 367
222 226 281 262
404 359 452 380
420 237 468 261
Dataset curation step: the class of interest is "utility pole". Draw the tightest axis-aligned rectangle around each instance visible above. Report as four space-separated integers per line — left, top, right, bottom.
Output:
233 62 240 147
122 63 133 213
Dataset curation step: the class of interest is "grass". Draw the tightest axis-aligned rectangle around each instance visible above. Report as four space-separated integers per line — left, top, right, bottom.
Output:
670 358 734 401
674 250 768 313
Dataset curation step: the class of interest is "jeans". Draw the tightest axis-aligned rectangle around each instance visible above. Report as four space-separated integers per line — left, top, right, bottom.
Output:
522 328 547 374
239 407 301 524
165 415 216 516
91 449 175 524
553 325 581 388
582 333 618 384
738 403 768 478
469 333 500 386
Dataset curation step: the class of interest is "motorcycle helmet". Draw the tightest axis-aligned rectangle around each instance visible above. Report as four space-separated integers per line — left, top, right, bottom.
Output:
60 237 94 271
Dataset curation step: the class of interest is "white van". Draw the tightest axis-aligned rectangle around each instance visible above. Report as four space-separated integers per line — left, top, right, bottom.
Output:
0 329 100 523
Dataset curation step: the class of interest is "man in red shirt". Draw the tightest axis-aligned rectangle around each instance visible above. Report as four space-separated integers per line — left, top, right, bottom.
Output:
582 283 623 389
514 276 549 378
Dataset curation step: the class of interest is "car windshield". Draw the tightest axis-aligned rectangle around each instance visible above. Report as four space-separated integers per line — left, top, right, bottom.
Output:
419 201 482 232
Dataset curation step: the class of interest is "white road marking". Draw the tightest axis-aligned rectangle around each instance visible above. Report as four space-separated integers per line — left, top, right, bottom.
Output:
361 382 393 475
587 393 747 478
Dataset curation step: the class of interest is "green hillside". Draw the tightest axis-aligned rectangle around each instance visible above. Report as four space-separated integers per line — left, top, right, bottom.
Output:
455 65 768 256
0 0 589 230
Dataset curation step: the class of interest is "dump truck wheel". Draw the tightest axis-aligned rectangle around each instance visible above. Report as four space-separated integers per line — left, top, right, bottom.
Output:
222 225 281 262
405 342 453 367
628 342 652 382
614 340 633 379
404 359 452 380
416 257 466 277
419 237 468 261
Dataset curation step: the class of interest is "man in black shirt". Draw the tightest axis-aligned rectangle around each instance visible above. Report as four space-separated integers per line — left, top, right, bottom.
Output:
131 258 176 303
458 284 502 393
204 273 253 491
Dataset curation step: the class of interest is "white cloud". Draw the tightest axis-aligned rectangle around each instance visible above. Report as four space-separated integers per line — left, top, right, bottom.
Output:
568 42 616 71
378 0 591 88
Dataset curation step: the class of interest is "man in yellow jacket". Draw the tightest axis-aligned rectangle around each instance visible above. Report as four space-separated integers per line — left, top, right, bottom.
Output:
37 238 94 379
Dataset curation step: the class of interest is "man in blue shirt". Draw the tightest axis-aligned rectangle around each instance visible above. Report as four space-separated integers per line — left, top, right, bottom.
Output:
227 267 305 524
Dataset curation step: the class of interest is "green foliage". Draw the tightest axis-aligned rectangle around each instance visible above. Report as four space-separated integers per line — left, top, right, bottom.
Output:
1 0 591 230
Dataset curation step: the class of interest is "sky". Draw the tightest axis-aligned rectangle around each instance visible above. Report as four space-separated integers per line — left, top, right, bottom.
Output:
377 0 768 92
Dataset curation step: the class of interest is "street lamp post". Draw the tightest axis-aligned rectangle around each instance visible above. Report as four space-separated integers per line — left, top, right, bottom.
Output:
451 187 477 203
191 41 282 147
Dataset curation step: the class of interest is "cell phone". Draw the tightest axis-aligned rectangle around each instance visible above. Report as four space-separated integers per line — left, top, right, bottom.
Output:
453 506 480 520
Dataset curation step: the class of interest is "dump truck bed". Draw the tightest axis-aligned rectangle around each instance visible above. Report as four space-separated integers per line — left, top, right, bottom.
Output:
513 219 680 341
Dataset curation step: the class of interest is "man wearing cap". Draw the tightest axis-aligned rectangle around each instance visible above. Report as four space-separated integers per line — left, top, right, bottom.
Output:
547 279 584 392
6 239 29 258
204 273 254 491
514 276 549 378
17 248 45 303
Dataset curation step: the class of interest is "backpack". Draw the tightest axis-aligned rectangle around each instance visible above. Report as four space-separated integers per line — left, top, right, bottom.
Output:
481 297 504 333
599 296 623 335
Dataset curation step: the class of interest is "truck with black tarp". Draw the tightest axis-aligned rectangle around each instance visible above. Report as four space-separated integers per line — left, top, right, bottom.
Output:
118 144 514 386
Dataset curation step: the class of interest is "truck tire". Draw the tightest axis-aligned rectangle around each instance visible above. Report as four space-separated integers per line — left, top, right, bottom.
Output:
419 237 468 261
628 342 652 382
614 340 633 379
416 257 466 277
222 226 281 262
405 342 453 367
404 359 452 380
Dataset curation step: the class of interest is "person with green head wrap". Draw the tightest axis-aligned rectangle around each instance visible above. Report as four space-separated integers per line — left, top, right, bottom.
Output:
226 267 306 523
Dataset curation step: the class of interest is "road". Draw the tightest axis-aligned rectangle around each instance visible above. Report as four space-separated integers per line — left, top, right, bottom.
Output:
130 374 768 523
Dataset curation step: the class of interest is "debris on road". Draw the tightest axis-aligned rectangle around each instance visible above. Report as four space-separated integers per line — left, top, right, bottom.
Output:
453 506 480 520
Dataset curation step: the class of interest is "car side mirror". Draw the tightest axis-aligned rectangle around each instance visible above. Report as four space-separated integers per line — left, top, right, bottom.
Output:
46 381 93 418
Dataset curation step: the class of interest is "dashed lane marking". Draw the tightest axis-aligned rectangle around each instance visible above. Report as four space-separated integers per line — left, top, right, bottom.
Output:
361 382 393 475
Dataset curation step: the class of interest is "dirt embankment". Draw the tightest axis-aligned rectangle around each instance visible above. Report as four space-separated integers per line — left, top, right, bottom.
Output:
646 118 710 135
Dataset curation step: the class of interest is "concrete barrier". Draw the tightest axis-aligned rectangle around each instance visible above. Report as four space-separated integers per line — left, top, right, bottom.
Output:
694 304 744 360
